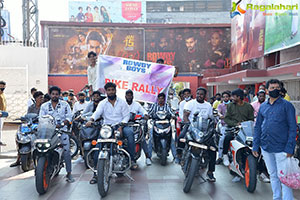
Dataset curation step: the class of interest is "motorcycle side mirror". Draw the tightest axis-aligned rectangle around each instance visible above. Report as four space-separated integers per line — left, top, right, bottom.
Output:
194 112 199 116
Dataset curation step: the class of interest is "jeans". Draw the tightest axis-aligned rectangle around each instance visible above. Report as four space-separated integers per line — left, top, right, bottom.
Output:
61 133 72 173
222 134 234 155
261 149 294 200
218 126 226 158
93 126 135 170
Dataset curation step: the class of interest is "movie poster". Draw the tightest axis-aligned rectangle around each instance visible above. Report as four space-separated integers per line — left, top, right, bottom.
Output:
145 28 231 73
69 0 146 23
231 0 266 66
48 27 144 74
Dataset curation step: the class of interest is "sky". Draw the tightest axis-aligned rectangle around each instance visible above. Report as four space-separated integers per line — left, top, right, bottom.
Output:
3 0 69 40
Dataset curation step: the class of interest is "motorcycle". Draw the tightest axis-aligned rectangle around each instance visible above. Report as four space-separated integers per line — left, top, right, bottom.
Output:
33 115 76 195
15 113 39 172
294 123 300 166
128 112 146 161
151 110 172 166
87 123 132 197
180 113 216 193
226 121 257 193
80 119 101 169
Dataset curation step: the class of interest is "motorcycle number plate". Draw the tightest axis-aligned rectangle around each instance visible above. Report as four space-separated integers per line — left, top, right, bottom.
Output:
35 139 48 143
97 139 116 143
156 120 169 124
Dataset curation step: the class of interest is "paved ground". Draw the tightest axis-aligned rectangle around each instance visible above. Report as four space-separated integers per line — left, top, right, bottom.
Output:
1 124 300 200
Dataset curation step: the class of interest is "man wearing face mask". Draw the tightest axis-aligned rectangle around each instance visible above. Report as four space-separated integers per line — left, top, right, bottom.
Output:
0 81 7 146
72 92 88 115
62 91 69 101
216 91 231 165
179 88 192 121
177 87 217 182
39 86 75 183
253 79 297 200
86 82 136 184
222 88 254 168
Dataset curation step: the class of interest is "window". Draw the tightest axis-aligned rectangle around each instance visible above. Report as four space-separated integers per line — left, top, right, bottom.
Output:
146 1 230 13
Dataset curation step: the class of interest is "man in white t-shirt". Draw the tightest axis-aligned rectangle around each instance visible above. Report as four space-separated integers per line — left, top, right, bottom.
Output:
125 89 152 166
72 92 88 115
87 51 97 92
177 87 216 182
178 88 192 120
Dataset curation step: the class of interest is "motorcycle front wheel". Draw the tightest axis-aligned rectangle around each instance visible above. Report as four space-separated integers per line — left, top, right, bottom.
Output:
244 154 257 193
21 154 31 172
183 157 199 193
160 148 167 166
97 159 111 197
69 135 79 158
35 157 50 195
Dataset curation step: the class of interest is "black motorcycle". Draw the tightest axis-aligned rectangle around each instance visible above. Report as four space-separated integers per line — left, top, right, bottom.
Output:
152 110 172 166
128 112 147 161
87 123 132 197
15 113 39 172
33 115 75 195
80 120 101 168
180 113 216 193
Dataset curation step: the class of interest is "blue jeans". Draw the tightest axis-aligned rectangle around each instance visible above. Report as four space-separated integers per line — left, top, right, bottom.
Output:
261 149 294 200
93 126 135 170
61 133 72 173
218 126 226 158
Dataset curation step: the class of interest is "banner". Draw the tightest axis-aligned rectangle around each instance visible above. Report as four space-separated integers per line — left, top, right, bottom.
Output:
96 55 175 103
48 27 144 74
145 28 231 73
265 0 300 54
231 0 266 66
69 1 146 23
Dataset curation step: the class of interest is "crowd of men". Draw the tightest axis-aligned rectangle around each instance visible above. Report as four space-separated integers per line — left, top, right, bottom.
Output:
0 63 297 199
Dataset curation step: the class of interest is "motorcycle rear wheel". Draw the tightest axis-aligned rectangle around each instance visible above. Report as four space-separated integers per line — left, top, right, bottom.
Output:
35 157 50 195
97 159 110 197
244 154 257 193
21 154 31 172
160 148 167 166
183 157 198 193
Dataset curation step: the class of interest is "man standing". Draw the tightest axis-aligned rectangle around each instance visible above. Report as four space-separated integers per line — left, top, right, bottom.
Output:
27 87 37 108
86 82 136 184
39 86 75 183
251 90 266 118
125 89 152 166
87 51 97 93
0 81 7 146
178 87 216 182
73 92 88 114
253 79 297 200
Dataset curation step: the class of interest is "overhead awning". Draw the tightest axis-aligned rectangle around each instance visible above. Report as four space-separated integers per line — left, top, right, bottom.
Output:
203 64 300 86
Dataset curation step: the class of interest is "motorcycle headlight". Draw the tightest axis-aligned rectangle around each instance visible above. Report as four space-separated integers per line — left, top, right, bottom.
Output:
191 128 204 143
45 143 51 148
37 143 43 148
100 126 112 139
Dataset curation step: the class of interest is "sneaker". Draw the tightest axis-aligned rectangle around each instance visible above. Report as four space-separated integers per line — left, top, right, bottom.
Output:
259 173 270 183
206 172 216 182
216 158 223 165
130 161 138 170
66 174 75 183
10 161 21 167
146 158 152 166
223 154 230 166
232 176 241 182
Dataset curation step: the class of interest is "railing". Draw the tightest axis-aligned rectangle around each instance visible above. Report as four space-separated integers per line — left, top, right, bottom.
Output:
0 40 43 47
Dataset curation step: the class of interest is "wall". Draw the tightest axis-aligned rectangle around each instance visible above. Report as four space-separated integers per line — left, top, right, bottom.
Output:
216 85 239 94
280 45 300 65
0 45 48 120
